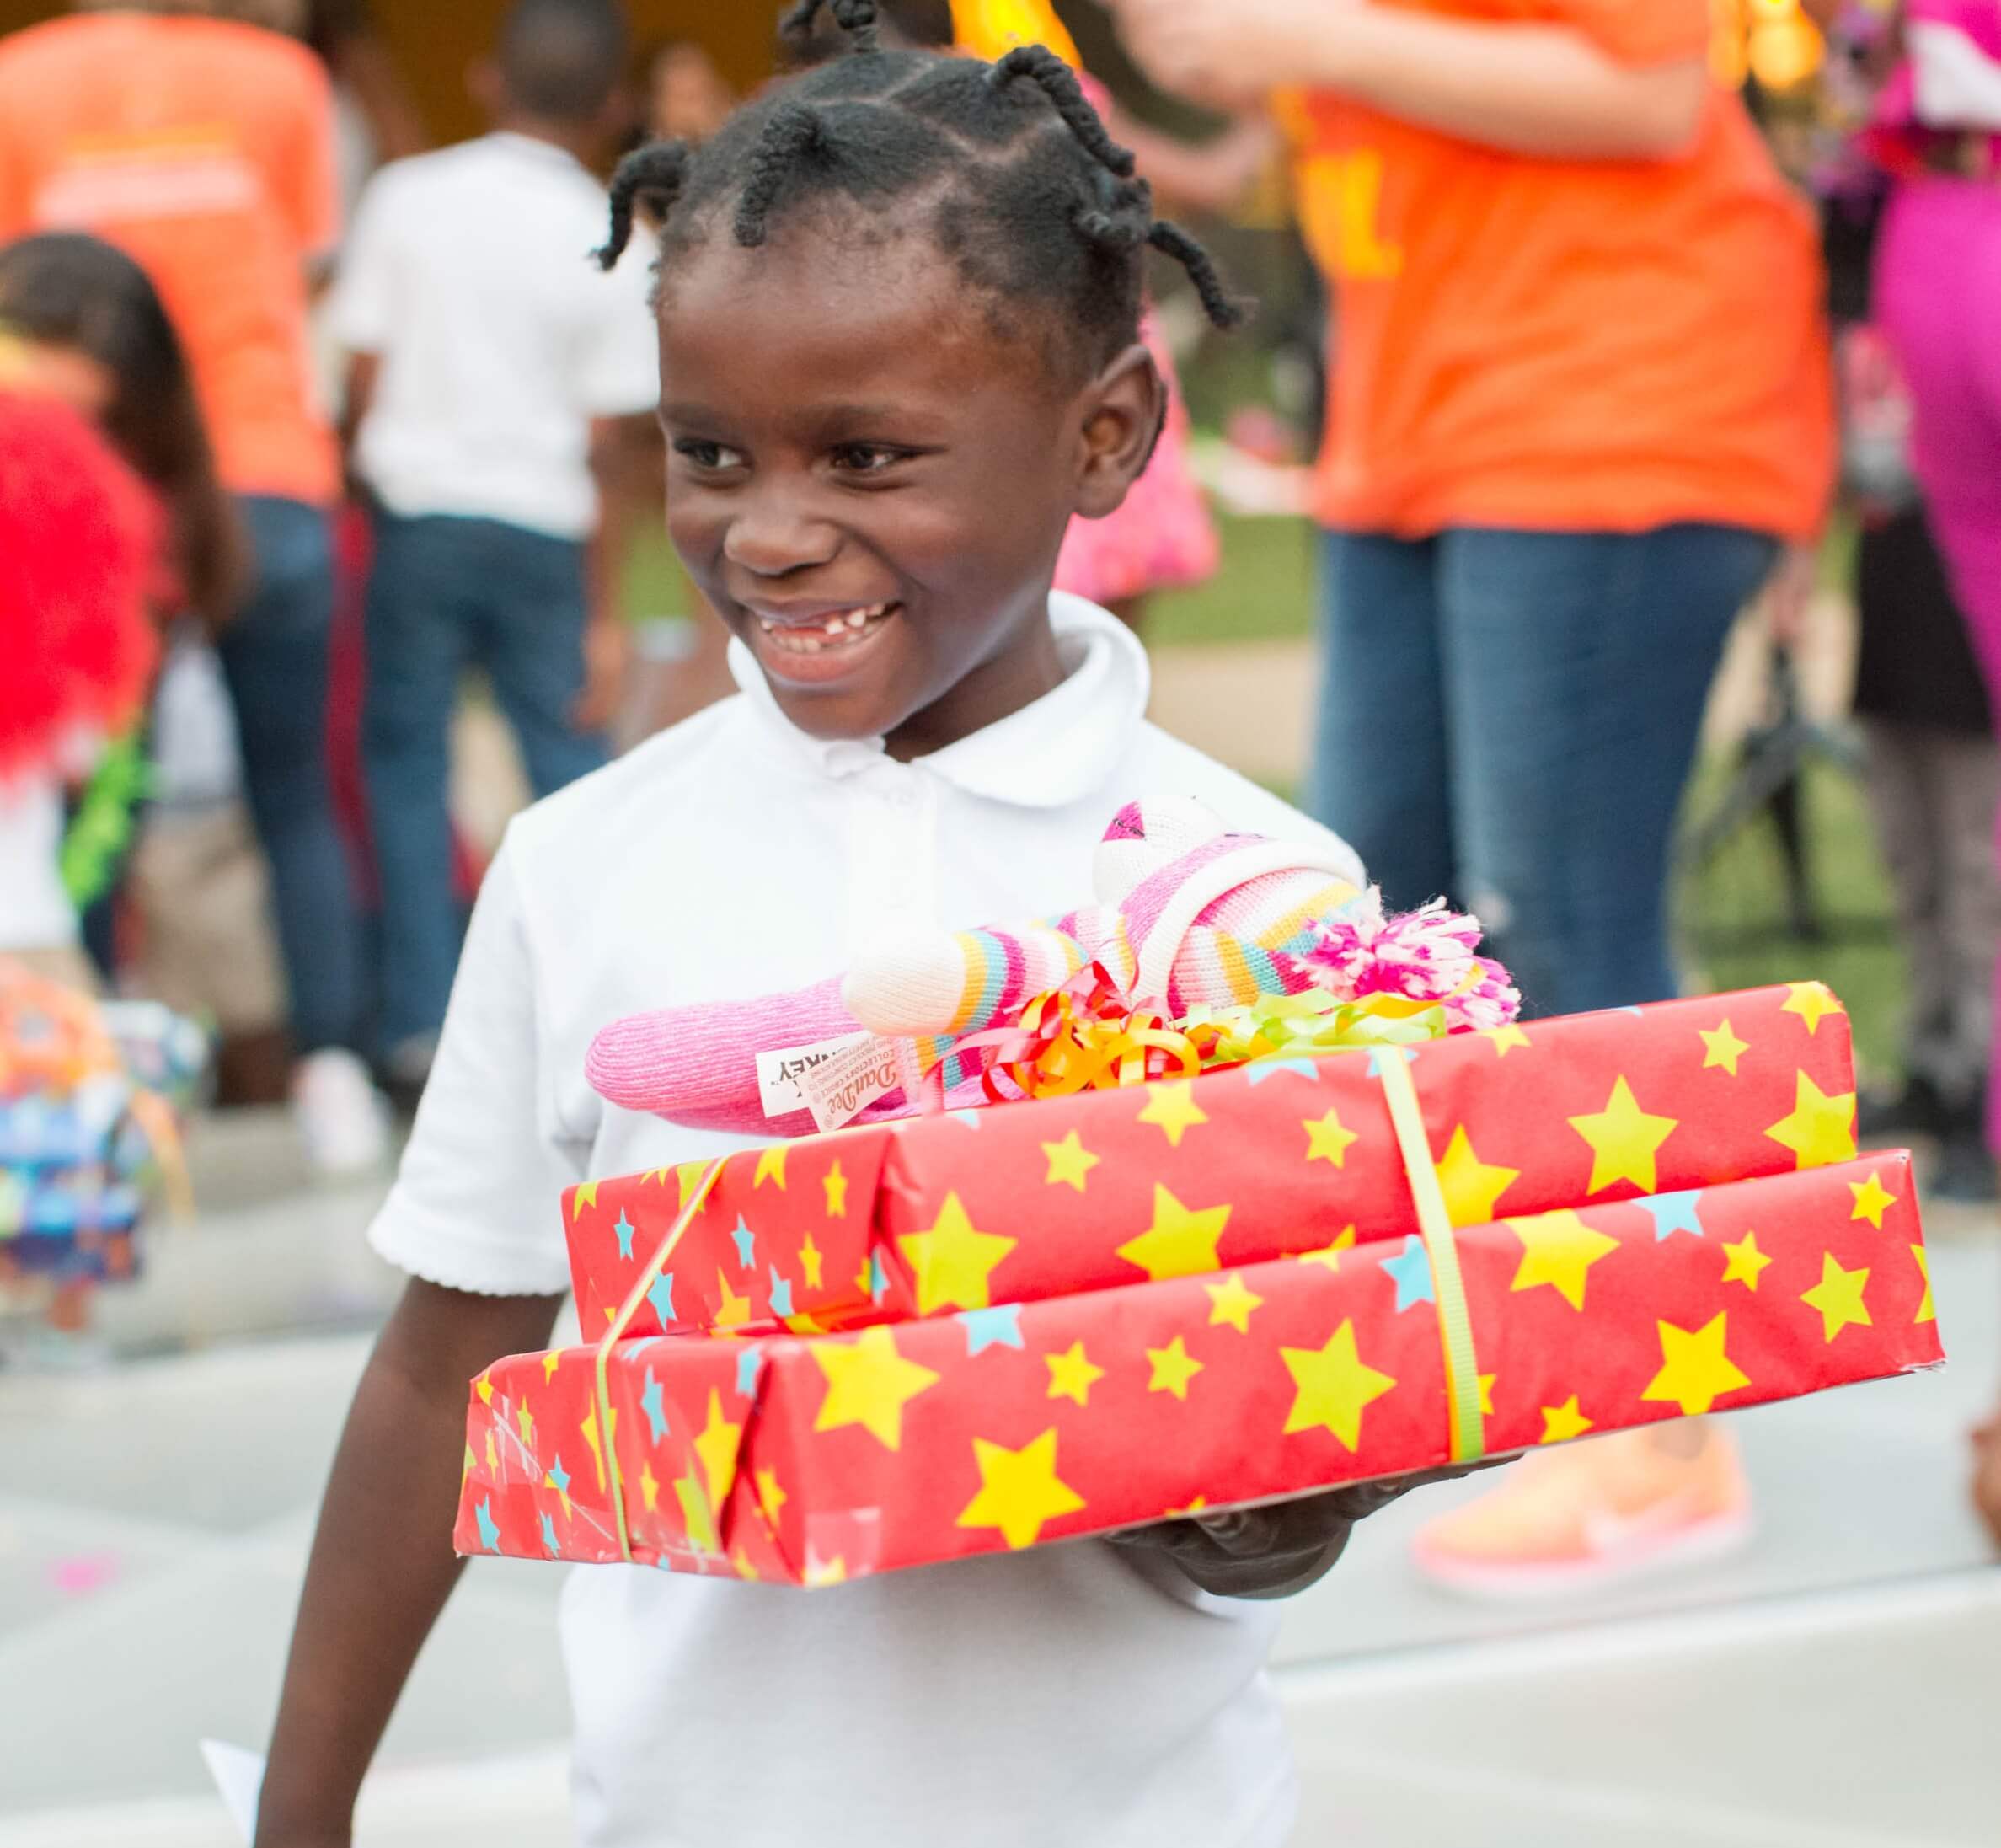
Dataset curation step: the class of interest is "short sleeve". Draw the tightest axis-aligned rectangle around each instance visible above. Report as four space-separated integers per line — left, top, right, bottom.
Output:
273 46 341 260
1540 0 1712 66
324 170 399 354
571 230 661 419
368 839 582 1297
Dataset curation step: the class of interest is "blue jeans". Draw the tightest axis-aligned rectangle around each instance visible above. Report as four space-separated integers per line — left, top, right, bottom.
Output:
216 496 366 1055
1308 524 1779 1018
363 512 609 1052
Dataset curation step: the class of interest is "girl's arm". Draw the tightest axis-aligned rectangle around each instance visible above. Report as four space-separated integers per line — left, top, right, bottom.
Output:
1110 0 1710 163
1112 110 1283 218
253 1280 563 1848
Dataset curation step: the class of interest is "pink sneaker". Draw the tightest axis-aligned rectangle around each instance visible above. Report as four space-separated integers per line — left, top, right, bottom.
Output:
1413 1423 1753 1599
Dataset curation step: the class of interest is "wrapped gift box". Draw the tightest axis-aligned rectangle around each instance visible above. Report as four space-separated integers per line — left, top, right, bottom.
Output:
562 983 1862 1341
460 1151 1939 1582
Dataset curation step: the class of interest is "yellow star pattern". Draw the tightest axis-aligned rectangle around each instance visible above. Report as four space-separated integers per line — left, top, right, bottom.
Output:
1137 1080 1208 1147
1913 1245 1935 1324
1482 1024 1532 1058
694 1389 744 1512
1303 1107 1359 1168
824 1161 848 1218
811 1325 942 1450
676 1162 710 1210
1147 1335 1204 1400
1699 1020 1750 1075
1641 1313 1751 1416
1569 1077 1679 1196
755 1466 787 1524
753 1144 788 1191
1801 1251 1872 1342
730 1546 760 1581
474 1372 494 1406
516 1399 534 1446
805 1552 848 1586
1436 1125 1522 1226
1765 1072 1858 1170
1205 1272 1265 1333
674 1467 717 1553
1045 1340 1106 1406
639 1460 661 1514
484 1429 497 1475
1116 1184 1233 1283
1041 1129 1099 1192
1849 1170 1897 1231
800 1229 824 1290
1783 981 1845 1035
1297 1224 1357 1270
580 1405 615 1492
1479 1374 1496 1417
1281 1320 1398 1450
570 1181 599 1220
714 1269 752 1331
1720 1230 1772 1291
1539 1395 1594 1444
1507 1208 1620 1311
463 1442 475 1485
542 1351 562 1384
896 1191 1018 1313
955 1428 1087 1549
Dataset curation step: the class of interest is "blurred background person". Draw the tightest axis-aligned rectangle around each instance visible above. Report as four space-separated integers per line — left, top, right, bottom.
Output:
1113 0 1834 1599
328 0 658 1109
0 0 383 1176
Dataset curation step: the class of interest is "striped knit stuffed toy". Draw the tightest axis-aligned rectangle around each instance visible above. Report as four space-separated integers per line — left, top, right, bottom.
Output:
586 796 1512 1136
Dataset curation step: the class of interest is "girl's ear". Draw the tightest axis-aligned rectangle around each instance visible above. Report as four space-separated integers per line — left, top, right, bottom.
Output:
1073 341 1168 521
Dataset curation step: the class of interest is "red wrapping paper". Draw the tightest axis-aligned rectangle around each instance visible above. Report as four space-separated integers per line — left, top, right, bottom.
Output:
460 1151 1939 1582
563 984 1861 1340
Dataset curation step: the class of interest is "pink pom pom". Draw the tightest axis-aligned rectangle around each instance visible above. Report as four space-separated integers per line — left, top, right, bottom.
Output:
1291 893 1521 1034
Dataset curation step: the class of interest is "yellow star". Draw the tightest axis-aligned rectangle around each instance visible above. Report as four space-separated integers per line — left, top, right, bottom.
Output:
580 1405 615 1492
804 1552 848 1586
639 1460 661 1514
714 1269 752 1330
516 1398 534 1446
462 1442 475 1485
1204 1272 1264 1333
730 1546 761 1581
1479 1373 1496 1417
800 1229 824 1290
896 1191 1017 1313
1147 1334 1205 1400
955 1428 1087 1549
1699 1019 1750 1075
1137 1080 1208 1148
694 1389 744 1512
1436 1125 1522 1226
1849 1170 1897 1230
1507 1209 1620 1311
542 1351 562 1384
674 1467 717 1553
1783 981 1845 1035
1041 1129 1099 1192
1641 1313 1751 1417
1045 1340 1106 1406
1539 1395 1594 1444
1913 1245 1935 1324
1765 1071 1858 1170
604 1307 618 1327
1801 1251 1872 1342
676 1161 710 1211
474 1371 494 1406
484 1429 498 1474
823 1160 848 1218
811 1325 942 1450
570 1181 599 1220
1720 1230 1772 1290
1280 1320 1398 1450
754 1144 788 1191
1482 1024 1532 1058
1116 1184 1232 1283
1296 1224 1357 1270
1569 1076 1679 1196
755 1466 788 1524
1303 1107 1359 1168
1165 1494 1208 1517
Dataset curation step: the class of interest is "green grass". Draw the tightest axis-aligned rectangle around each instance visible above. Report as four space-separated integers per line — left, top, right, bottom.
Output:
1147 514 1317 647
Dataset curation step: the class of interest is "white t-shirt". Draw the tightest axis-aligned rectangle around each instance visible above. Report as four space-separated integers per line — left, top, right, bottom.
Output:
0 773 78 951
370 596 1365 1848
327 132 657 539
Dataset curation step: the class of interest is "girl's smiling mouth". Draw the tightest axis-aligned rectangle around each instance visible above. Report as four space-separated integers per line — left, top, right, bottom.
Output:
744 599 902 683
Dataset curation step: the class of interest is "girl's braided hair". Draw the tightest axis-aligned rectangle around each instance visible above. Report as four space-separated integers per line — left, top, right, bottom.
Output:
597 0 1244 378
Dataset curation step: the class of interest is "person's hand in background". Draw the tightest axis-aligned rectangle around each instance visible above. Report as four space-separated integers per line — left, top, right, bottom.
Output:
1105 0 1329 110
572 611 633 736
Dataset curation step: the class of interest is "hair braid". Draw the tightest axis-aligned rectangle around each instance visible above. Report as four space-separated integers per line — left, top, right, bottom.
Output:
781 0 882 53
597 141 689 269
987 44 1135 177
1148 218 1247 329
734 103 832 247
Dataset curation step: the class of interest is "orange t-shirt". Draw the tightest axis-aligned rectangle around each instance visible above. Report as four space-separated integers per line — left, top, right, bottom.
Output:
0 14 340 505
1286 0 1832 540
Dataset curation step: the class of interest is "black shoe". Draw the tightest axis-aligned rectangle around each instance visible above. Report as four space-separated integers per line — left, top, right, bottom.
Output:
1857 1074 1948 1142
1932 1127 1998 1204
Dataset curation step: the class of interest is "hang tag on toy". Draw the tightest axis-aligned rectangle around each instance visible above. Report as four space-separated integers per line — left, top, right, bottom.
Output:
757 1031 872 1119
795 1034 904 1133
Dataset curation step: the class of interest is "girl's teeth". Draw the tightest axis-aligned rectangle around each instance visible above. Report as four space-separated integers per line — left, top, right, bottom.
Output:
759 603 891 652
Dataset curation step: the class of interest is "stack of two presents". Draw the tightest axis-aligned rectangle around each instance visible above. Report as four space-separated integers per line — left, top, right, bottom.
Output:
458 982 1942 1584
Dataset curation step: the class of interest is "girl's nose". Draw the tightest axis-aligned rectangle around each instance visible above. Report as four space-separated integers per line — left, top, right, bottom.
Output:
722 491 841 577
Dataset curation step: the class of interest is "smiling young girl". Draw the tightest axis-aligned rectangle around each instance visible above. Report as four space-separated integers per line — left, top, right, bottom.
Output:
251 8 1458 1845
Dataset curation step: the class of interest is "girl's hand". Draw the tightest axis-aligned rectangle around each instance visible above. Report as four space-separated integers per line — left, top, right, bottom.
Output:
1107 0 1340 110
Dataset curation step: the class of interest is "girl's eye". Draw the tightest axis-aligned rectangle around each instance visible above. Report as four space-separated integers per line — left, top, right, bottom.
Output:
673 438 744 470
831 443 908 475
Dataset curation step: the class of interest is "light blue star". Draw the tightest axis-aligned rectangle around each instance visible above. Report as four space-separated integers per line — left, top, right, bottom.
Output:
1613 1006 1645 1018
1367 1045 1421 1076
1637 1190 1705 1241
735 1343 763 1399
1383 1235 1437 1312
648 1272 677 1325
768 1265 795 1319
948 1110 983 1131
640 1369 669 1444
540 1512 560 1556
613 1210 637 1260
547 1454 572 1499
869 1251 890 1302
1246 1058 1321 1086
958 1304 1025 1354
475 1498 501 1552
730 1216 756 1270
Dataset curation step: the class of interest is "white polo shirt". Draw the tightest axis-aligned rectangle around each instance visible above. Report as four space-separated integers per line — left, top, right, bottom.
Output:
327 132 658 539
371 595 1363 1848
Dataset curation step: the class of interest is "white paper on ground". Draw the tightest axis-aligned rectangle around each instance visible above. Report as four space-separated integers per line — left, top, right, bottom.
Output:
200 1739 265 1843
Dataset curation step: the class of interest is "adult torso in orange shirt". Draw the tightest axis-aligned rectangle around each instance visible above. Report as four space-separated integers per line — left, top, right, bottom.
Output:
1283 0 1832 541
0 13 340 506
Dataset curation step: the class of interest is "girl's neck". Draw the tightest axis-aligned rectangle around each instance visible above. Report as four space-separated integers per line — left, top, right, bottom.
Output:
883 603 1067 763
